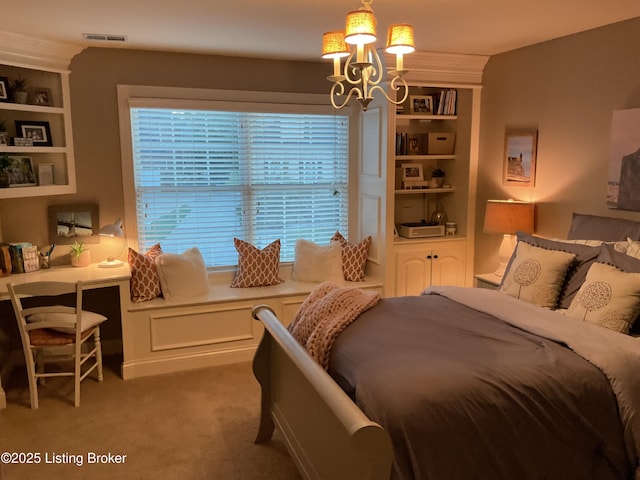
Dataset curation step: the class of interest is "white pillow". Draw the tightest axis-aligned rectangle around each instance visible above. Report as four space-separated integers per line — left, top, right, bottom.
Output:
291 239 344 284
28 310 107 334
155 247 209 301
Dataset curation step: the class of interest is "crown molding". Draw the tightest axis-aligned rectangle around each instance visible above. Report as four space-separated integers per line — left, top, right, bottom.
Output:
384 50 489 86
0 30 85 72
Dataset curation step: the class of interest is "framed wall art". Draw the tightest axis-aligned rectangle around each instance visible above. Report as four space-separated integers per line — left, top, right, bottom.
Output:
14 120 52 146
502 128 538 187
47 204 100 245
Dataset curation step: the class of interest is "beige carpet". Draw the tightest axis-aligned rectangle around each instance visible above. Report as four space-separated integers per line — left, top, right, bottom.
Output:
0 356 302 480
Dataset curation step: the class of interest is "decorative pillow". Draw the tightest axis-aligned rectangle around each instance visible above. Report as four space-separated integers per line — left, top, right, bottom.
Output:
515 232 601 309
28 310 107 335
566 262 640 333
291 239 344 284
128 243 163 303
231 239 283 288
155 247 209 301
330 231 371 282
500 242 576 308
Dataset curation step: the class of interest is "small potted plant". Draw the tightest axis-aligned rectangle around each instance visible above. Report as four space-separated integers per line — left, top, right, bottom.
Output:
69 241 90 267
429 168 446 188
10 77 29 104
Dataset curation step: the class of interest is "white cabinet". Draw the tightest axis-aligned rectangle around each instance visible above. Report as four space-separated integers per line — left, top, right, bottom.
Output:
0 32 82 198
394 239 466 296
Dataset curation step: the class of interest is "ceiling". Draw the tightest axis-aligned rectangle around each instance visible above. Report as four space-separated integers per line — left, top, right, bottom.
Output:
5 1 640 61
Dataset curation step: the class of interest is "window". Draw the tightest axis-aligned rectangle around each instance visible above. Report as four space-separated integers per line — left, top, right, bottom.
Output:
126 95 349 268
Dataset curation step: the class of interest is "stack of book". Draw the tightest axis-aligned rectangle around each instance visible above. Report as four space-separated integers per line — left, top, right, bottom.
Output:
433 89 457 115
5 242 40 274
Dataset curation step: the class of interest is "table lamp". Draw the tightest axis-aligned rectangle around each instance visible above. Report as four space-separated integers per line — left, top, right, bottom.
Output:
483 200 534 276
98 218 125 268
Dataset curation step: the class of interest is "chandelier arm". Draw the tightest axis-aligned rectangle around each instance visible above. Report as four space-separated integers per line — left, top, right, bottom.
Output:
368 82 409 106
330 81 363 109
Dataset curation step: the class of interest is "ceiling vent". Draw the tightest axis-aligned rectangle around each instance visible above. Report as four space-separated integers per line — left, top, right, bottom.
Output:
83 33 127 42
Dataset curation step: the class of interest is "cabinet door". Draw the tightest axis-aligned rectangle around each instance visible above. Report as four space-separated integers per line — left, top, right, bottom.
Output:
395 250 432 296
394 241 466 296
429 243 466 287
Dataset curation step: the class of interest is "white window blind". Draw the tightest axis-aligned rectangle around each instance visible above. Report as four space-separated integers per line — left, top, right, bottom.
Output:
129 107 349 267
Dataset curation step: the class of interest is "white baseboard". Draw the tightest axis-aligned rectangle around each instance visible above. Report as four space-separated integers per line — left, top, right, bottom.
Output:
120 345 256 380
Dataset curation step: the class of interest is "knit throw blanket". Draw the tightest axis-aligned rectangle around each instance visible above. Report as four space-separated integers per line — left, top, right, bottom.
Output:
287 281 381 369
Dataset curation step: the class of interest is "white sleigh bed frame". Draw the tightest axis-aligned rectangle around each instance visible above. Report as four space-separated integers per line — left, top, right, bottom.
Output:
251 304 393 480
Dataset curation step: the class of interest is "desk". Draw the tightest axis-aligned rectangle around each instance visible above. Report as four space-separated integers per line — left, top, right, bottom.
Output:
0 264 131 409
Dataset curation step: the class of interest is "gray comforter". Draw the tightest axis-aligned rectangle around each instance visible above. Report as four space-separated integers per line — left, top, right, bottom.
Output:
328 286 640 480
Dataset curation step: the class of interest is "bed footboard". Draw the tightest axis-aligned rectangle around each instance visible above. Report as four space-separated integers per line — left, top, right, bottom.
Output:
252 304 393 480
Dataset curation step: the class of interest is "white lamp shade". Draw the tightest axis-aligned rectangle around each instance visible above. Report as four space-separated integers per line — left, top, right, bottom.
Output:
99 218 124 237
322 31 350 59
385 24 415 54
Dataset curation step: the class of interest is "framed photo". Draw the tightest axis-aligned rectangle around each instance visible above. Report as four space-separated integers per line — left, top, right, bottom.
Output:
30 87 51 106
5 156 36 187
47 204 100 245
14 120 52 146
0 76 8 102
0 132 7 146
409 95 433 114
401 163 423 181
503 128 538 187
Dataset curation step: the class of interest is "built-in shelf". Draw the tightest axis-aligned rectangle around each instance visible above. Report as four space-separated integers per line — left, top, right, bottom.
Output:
0 31 82 199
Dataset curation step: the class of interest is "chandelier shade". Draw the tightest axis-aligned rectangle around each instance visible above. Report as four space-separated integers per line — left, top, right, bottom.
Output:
344 9 377 45
385 24 415 54
321 31 350 59
321 0 415 111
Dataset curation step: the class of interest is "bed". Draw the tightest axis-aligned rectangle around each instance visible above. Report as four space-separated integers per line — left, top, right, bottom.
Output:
252 213 640 480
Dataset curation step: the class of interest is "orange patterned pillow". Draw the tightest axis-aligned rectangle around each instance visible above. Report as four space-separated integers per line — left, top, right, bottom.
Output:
231 238 284 288
330 231 371 281
128 243 163 302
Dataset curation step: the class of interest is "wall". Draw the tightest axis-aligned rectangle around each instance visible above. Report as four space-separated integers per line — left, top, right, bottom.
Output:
475 17 640 275
0 48 329 264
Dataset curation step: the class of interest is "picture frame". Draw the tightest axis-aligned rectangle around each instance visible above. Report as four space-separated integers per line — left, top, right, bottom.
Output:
502 128 538 187
38 162 54 185
409 95 434 114
401 163 428 189
47 204 100 245
0 76 8 102
5 156 36 187
29 86 51 106
14 120 52 146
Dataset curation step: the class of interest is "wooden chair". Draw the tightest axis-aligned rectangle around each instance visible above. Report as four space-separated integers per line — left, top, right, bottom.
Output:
8 281 107 408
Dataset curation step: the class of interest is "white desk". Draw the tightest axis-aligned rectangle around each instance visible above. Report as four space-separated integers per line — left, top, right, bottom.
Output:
0 264 131 408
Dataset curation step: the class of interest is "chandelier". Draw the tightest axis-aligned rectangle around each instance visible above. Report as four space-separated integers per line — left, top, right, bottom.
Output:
321 0 415 111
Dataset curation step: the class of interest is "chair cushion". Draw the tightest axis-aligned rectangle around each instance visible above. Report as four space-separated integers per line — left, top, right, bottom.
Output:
28 328 95 346
27 310 107 334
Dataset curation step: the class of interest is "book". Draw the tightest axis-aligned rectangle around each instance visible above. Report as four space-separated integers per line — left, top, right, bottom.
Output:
9 242 32 274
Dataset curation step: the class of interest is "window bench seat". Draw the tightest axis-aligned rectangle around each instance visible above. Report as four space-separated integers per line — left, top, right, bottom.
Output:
123 269 382 379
